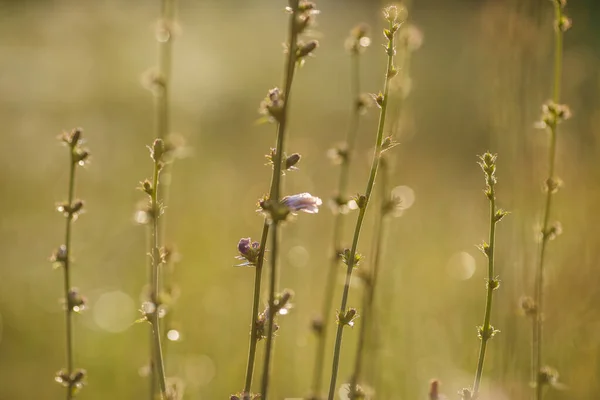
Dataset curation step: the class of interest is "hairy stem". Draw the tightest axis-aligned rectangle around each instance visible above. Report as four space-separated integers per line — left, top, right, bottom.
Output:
473 187 497 396
311 45 362 398
349 159 390 395
533 3 563 399
260 1 300 398
243 221 270 394
150 158 168 399
327 17 397 400
63 148 77 400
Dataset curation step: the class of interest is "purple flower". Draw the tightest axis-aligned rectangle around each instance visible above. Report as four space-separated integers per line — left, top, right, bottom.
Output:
236 237 261 267
281 193 322 214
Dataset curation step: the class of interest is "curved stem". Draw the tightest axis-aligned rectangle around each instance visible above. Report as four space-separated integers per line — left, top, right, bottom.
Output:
311 47 361 398
327 19 397 400
63 150 77 400
473 188 497 396
259 2 300 398
243 221 270 394
533 3 563 399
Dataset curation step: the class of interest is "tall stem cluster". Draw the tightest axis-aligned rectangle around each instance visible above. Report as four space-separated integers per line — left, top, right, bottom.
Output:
326 7 402 400
52 128 90 399
532 1 571 399
310 23 369 399
233 2 321 400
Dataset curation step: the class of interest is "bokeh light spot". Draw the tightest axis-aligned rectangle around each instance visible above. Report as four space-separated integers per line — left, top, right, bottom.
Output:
446 251 476 280
391 185 415 210
92 291 136 333
287 245 309 268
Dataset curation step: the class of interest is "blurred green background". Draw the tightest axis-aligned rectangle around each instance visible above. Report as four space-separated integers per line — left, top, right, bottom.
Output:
1 0 600 399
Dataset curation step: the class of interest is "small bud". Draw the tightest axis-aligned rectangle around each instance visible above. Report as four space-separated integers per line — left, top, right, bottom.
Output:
296 40 319 59
259 88 285 123
519 296 537 317
140 179 153 196
55 369 71 387
67 288 87 312
67 128 83 147
476 241 490 257
381 136 399 153
459 388 473 400
487 278 500 290
477 324 500 340
73 148 90 165
70 369 87 390
543 221 563 241
429 379 440 400
50 245 68 265
387 64 398 79
311 317 324 335
555 15 572 32
235 238 261 267
544 177 562 194
337 308 358 327
285 153 301 171
494 209 509 223
371 92 384 108
151 139 166 163
340 249 362 267
354 194 367 209
538 366 560 387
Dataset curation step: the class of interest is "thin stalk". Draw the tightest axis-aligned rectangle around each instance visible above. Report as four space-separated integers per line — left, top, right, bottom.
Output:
149 156 168 399
156 0 175 142
243 221 270 394
260 2 300 398
473 186 497 396
349 159 390 395
327 16 397 400
533 3 564 399
311 43 362 398
63 148 76 400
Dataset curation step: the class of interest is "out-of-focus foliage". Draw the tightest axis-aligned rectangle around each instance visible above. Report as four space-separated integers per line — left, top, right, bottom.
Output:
0 0 599 399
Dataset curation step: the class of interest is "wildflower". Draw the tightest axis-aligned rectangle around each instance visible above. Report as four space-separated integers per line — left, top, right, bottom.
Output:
281 192 322 214
235 238 261 267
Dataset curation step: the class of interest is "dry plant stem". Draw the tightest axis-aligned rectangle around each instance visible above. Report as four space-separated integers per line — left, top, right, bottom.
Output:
473 186 497 396
533 3 563 399
260 2 300 398
150 158 168 399
327 19 396 400
243 221 270 393
311 46 362 397
349 160 390 394
63 148 77 400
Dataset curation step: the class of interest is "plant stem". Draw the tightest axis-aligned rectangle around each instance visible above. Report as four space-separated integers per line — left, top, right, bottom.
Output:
533 3 563 399
150 157 168 399
63 148 77 400
327 17 397 400
349 159 390 395
156 0 175 142
473 186 497 396
243 221 270 394
311 44 362 399
260 2 300 398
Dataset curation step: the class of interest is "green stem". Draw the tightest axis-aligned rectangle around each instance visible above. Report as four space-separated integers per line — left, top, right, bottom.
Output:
327 19 396 400
473 187 497 396
156 0 175 141
63 148 77 400
260 2 300 398
243 221 270 395
533 3 563 399
349 159 390 395
150 158 168 399
311 47 361 399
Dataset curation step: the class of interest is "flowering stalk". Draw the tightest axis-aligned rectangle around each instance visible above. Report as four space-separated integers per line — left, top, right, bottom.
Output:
532 1 571 399
140 140 170 400
231 2 320 400
463 153 507 400
326 7 401 400
310 23 369 399
51 128 90 399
